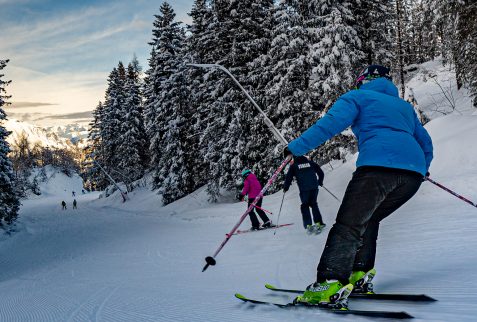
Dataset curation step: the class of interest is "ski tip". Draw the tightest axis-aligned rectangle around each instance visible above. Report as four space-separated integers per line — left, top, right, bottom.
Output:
421 295 438 302
265 283 277 290
235 293 247 301
398 312 414 319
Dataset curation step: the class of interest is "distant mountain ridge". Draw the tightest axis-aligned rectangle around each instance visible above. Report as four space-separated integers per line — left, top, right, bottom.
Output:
3 118 88 149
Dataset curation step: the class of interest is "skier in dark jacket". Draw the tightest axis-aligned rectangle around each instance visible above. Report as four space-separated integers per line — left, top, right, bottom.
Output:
284 65 433 307
73 199 77 209
239 169 272 230
61 201 67 210
283 155 325 234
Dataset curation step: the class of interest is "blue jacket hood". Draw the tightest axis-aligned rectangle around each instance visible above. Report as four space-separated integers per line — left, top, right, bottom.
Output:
359 78 399 97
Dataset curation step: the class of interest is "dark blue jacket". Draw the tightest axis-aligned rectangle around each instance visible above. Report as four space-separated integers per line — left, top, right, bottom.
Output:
288 78 433 176
284 156 324 192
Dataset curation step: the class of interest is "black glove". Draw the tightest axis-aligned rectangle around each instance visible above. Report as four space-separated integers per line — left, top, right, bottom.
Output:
318 181 323 187
283 146 293 159
283 187 289 193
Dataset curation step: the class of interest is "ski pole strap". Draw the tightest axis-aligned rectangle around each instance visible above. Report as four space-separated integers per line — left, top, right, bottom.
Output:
202 155 292 272
425 177 477 208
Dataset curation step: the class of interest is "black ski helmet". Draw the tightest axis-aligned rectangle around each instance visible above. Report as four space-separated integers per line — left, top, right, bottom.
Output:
354 65 391 89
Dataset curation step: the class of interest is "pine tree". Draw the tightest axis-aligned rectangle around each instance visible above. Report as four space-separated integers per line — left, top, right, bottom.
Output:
352 0 395 67
102 62 126 178
144 2 189 198
308 0 362 108
84 101 109 190
187 0 216 191
455 1 477 102
117 57 147 182
198 0 274 200
250 1 313 190
0 59 20 225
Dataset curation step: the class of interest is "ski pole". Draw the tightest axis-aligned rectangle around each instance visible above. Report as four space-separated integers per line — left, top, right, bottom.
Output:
425 177 477 208
242 200 273 215
321 185 341 202
274 192 286 236
202 155 292 272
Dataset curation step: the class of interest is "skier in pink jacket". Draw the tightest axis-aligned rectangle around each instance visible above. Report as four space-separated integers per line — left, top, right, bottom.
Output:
239 169 272 230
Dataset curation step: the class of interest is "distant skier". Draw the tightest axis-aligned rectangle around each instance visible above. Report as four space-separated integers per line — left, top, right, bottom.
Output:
284 65 433 307
61 201 67 210
238 169 272 230
82 189 85 194
72 191 76 197
73 199 77 209
283 155 325 234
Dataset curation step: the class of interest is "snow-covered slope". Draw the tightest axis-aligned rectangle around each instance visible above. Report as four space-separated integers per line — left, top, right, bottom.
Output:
405 58 474 118
0 112 476 322
0 59 476 321
29 165 85 199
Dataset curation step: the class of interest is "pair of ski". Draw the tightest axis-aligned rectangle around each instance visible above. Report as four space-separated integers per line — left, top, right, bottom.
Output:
233 223 293 235
235 283 436 319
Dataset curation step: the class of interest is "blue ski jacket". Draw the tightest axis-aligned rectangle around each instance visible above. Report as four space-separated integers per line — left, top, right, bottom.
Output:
288 78 433 176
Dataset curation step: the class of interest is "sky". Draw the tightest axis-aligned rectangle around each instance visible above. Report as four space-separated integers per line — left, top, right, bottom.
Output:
0 0 194 127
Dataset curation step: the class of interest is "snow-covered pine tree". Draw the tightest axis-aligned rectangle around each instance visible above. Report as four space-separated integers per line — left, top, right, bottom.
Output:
144 2 189 199
455 1 477 102
156 58 195 205
199 0 274 200
307 0 362 108
102 62 126 179
249 1 314 190
352 0 395 67
84 101 109 190
186 0 216 192
0 59 20 225
117 57 147 182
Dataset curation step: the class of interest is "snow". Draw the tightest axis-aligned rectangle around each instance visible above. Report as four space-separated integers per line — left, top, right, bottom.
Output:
1 59 477 321
3 118 88 148
0 113 476 321
30 165 85 199
405 58 474 118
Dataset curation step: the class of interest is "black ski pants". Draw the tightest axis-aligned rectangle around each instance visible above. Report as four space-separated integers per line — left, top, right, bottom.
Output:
248 198 270 228
299 189 324 228
316 166 422 283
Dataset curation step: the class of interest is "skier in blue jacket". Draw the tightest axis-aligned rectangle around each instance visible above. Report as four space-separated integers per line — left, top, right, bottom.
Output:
284 65 433 308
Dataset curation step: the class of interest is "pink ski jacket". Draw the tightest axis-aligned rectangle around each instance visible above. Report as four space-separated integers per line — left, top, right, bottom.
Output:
241 173 262 199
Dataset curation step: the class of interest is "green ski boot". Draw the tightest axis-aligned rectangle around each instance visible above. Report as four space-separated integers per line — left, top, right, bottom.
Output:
349 268 376 294
293 280 353 309
306 224 314 235
313 223 327 234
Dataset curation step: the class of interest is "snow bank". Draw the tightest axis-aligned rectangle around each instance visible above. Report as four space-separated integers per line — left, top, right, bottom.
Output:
30 165 84 199
406 58 474 118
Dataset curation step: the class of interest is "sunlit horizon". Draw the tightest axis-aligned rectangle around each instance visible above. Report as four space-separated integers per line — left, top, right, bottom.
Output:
1 0 194 127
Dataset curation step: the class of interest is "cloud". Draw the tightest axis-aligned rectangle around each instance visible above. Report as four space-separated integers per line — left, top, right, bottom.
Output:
35 111 93 120
10 101 57 108
1 0 195 127
4 112 47 122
